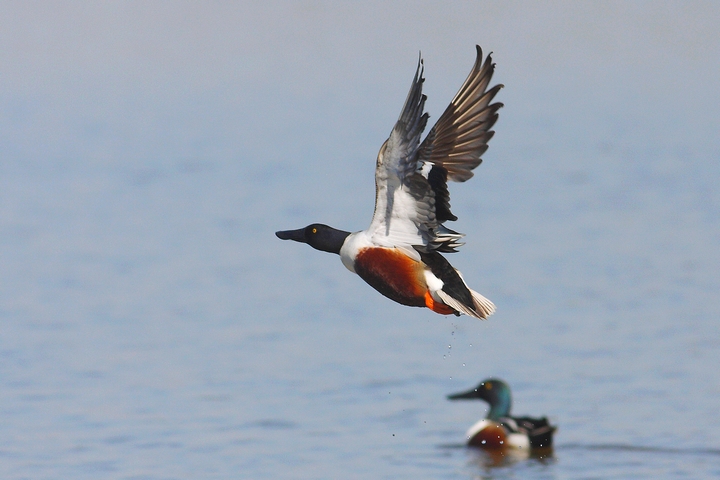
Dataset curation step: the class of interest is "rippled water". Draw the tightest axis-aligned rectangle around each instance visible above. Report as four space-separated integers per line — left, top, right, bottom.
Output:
2 3 720 479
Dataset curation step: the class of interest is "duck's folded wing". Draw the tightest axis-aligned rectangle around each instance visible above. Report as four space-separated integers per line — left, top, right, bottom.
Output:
512 416 556 448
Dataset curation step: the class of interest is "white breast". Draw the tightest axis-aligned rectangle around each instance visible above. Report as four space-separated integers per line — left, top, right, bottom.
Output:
339 231 370 273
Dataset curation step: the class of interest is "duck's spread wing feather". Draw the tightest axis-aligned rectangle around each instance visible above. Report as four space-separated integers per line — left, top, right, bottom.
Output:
419 46 503 182
368 47 502 255
418 46 503 222
367 55 434 257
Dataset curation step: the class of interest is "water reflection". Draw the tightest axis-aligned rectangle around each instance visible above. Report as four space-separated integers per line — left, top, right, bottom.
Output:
465 446 555 469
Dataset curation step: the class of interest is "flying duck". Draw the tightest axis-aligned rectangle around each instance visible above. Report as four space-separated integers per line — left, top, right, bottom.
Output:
448 378 556 449
276 46 503 319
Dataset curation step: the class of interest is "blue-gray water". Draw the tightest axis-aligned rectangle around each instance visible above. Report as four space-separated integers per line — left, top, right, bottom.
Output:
2 3 720 479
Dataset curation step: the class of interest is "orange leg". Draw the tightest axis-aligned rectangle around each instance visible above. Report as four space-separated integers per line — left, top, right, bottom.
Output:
424 291 456 315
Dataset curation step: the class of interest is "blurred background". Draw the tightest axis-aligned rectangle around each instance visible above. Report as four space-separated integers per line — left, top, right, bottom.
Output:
1 2 719 478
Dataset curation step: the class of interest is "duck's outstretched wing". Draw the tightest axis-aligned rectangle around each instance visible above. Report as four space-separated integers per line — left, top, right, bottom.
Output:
366 55 435 258
418 46 503 222
367 47 502 257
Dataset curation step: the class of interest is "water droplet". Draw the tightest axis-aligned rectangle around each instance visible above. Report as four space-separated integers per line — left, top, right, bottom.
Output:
469 343 472 347
462 363 466 367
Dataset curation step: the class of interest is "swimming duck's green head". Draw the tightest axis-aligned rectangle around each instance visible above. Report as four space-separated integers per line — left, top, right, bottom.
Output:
447 377 512 420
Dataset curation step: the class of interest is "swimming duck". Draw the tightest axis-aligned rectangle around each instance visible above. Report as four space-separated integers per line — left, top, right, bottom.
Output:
448 378 556 449
276 46 503 319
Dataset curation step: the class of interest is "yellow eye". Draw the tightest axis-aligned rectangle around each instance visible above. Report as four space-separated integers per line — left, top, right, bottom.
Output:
312 228 317 234
485 383 492 390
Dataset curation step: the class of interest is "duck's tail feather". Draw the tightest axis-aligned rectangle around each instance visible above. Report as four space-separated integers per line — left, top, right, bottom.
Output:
436 289 495 320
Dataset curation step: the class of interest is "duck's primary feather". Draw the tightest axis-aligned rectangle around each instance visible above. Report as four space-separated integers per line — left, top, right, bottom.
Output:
418 45 503 183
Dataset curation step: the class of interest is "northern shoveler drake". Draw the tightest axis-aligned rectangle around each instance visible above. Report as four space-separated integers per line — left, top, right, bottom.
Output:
276 46 503 320
448 378 556 449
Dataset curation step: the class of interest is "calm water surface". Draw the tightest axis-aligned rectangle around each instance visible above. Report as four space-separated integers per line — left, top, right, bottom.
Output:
2 3 720 479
